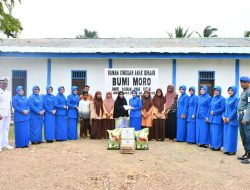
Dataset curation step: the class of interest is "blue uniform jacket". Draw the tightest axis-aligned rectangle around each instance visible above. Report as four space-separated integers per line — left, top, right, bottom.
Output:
187 86 198 122
208 86 225 124
12 86 29 122
55 86 67 116
223 86 239 126
28 86 44 119
43 85 56 114
67 86 80 118
197 86 212 119
129 96 142 118
177 85 189 119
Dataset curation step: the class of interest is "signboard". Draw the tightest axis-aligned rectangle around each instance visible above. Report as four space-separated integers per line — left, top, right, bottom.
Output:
105 68 159 97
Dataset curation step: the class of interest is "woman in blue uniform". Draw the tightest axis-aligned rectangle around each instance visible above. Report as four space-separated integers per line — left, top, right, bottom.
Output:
28 86 44 144
223 86 239 155
176 85 189 142
12 86 30 148
67 86 80 140
196 85 212 147
209 86 225 151
129 90 142 131
186 86 198 144
43 85 56 143
54 86 68 141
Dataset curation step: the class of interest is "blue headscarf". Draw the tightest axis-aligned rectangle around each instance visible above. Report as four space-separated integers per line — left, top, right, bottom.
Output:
228 86 238 98
71 86 78 94
32 86 40 95
58 86 65 94
200 85 208 96
189 86 196 96
46 85 53 93
214 86 222 96
16 86 23 96
179 85 186 92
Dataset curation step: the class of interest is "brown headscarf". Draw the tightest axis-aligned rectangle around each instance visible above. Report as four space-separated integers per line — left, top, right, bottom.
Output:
93 91 104 117
103 92 114 113
153 88 165 112
142 91 153 112
165 84 178 109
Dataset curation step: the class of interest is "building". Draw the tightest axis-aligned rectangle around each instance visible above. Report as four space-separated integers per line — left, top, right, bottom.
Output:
0 38 250 97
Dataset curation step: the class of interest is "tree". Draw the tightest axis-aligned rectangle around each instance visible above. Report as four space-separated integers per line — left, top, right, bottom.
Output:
167 26 193 38
76 29 98 39
0 0 23 38
244 31 250 37
196 26 218 37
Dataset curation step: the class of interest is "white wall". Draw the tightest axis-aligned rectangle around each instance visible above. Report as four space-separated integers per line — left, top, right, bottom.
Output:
112 59 172 94
51 59 108 97
240 60 250 77
0 57 47 96
176 59 235 97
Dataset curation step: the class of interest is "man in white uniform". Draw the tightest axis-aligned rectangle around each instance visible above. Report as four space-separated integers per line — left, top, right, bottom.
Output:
0 77 14 152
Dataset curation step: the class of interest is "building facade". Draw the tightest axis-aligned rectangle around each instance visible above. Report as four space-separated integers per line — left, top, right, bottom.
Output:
0 38 249 97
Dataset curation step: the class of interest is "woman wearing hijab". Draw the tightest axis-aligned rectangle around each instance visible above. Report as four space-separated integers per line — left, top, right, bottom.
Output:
114 91 129 119
103 92 115 138
176 85 189 142
129 90 142 131
12 86 29 148
196 85 212 147
223 86 239 155
186 86 198 144
54 86 68 141
165 84 178 140
91 91 104 139
209 86 225 151
28 86 45 144
141 90 154 140
153 88 167 141
67 86 80 140
43 85 56 143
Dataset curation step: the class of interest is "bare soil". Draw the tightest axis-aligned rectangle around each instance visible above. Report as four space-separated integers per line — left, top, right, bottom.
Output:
0 139 249 190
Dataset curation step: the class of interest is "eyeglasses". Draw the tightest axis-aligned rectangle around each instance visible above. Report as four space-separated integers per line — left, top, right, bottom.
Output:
228 89 233 91
189 89 194 91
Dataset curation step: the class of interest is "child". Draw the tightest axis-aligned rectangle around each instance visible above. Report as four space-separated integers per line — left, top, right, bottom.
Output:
79 91 91 139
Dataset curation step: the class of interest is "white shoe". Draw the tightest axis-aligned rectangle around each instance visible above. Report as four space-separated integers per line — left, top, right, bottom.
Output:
0 148 2 152
6 145 14 150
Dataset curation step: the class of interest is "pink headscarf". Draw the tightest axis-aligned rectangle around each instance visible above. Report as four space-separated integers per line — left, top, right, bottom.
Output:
165 84 178 109
103 92 114 113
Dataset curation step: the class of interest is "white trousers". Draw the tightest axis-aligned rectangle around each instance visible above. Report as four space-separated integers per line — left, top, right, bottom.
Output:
0 116 11 148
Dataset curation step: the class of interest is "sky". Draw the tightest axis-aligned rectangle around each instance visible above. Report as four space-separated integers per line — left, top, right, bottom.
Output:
3 0 250 38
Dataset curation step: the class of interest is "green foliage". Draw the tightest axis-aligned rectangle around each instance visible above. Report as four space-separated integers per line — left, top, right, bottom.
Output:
167 26 193 38
0 0 22 38
244 31 250 37
196 26 218 37
76 28 98 39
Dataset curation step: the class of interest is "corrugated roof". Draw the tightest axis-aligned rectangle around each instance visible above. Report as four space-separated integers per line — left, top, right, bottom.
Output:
0 38 250 54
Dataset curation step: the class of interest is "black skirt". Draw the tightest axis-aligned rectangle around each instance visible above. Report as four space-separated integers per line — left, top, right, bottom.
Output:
91 119 103 139
152 119 166 141
103 119 115 139
165 112 177 140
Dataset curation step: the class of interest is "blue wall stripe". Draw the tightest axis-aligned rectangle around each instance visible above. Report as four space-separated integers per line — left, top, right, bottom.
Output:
47 58 51 86
108 59 112 68
235 59 240 94
172 59 176 88
1 52 250 59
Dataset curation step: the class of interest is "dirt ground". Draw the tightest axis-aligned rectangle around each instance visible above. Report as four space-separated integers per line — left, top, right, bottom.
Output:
0 138 249 190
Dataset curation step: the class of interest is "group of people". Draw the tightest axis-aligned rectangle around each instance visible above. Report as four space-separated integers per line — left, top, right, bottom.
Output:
0 76 249 164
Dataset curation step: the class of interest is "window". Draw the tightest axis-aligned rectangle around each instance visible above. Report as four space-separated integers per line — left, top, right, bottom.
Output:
72 70 86 95
12 70 27 97
199 71 215 96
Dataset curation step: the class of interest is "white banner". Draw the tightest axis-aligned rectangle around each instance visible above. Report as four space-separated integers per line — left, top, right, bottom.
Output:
105 68 159 97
